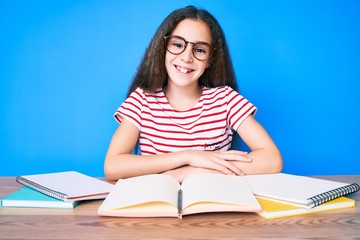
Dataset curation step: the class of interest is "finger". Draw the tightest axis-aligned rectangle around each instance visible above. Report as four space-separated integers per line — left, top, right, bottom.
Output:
213 159 243 176
202 160 238 175
230 156 253 163
218 152 253 162
226 150 249 155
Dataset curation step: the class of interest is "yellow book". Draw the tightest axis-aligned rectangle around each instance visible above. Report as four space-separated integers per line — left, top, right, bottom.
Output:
256 196 356 219
98 173 262 218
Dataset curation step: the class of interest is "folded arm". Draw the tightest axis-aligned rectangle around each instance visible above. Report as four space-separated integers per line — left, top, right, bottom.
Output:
162 115 283 182
104 118 251 181
104 115 282 182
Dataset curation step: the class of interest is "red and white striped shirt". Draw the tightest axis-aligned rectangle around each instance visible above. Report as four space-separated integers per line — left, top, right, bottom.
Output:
114 86 256 155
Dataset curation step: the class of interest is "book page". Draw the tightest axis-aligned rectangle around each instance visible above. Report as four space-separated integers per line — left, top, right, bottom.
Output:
181 173 261 214
244 173 351 206
98 174 180 215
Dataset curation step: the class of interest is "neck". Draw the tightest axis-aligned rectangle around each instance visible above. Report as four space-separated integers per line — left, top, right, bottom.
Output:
164 84 202 111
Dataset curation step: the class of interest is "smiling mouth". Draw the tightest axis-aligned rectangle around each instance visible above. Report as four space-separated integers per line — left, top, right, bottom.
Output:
175 65 194 74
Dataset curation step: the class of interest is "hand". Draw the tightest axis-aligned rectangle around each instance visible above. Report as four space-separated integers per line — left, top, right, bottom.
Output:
184 150 252 176
163 166 222 183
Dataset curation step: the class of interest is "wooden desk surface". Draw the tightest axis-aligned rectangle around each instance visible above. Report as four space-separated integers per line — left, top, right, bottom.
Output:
1 175 359 239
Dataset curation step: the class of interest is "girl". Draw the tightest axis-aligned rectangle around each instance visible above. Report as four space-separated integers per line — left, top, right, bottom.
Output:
104 6 282 182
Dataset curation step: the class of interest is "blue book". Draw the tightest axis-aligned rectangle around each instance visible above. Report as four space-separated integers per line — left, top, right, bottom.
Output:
1 187 78 209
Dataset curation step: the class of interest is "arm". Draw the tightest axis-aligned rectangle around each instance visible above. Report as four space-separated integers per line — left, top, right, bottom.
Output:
233 114 283 174
163 115 283 181
163 166 223 183
104 118 184 180
104 118 252 180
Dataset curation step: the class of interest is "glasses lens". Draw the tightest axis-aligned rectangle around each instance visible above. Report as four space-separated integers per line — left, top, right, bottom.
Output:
166 36 186 54
192 43 212 61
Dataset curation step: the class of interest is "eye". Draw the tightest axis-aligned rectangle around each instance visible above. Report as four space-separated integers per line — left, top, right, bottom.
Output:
194 47 207 54
168 37 185 50
172 42 184 49
193 43 210 56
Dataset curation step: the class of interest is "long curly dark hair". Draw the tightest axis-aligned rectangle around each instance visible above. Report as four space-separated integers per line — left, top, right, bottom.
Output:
127 5 238 96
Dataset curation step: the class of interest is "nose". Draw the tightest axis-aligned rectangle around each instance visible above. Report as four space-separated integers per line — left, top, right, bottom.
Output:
180 44 193 63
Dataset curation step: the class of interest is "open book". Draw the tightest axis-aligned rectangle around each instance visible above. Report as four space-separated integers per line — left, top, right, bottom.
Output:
98 173 262 218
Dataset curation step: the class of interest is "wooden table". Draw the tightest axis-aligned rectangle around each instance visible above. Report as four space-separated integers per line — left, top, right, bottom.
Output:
1 176 359 239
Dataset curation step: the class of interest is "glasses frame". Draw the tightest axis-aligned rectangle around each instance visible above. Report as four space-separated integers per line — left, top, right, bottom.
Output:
164 35 216 61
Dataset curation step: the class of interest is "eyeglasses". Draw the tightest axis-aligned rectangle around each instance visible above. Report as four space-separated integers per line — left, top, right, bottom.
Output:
164 35 216 61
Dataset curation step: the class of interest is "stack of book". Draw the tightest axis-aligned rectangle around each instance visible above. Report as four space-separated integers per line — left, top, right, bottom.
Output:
1 171 114 209
97 172 359 219
245 173 359 219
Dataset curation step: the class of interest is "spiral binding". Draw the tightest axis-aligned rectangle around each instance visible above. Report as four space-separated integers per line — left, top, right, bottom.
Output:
16 176 68 201
307 183 360 208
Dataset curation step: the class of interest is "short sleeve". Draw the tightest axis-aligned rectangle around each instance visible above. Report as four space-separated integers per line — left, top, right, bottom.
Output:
226 86 257 131
113 88 145 130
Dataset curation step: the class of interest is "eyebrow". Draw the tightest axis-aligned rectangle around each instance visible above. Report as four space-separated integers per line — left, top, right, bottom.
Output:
171 35 212 46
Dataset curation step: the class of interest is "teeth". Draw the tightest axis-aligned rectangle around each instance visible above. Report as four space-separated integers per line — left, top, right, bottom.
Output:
177 66 191 74
180 68 188 73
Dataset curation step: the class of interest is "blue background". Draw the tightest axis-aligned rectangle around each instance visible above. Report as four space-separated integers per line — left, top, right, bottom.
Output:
1 0 359 177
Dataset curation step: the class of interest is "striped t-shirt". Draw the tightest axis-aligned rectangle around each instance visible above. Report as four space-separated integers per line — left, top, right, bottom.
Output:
114 86 256 155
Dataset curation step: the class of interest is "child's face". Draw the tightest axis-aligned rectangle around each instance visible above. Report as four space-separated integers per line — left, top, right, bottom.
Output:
165 19 212 89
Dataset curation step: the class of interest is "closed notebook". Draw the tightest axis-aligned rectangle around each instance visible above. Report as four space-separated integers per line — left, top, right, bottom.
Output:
256 196 356 219
16 171 114 201
98 173 262 218
244 173 359 208
1 187 77 209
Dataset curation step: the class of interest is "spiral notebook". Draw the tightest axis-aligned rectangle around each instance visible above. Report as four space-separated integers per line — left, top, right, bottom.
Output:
244 173 359 208
16 171 114 202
